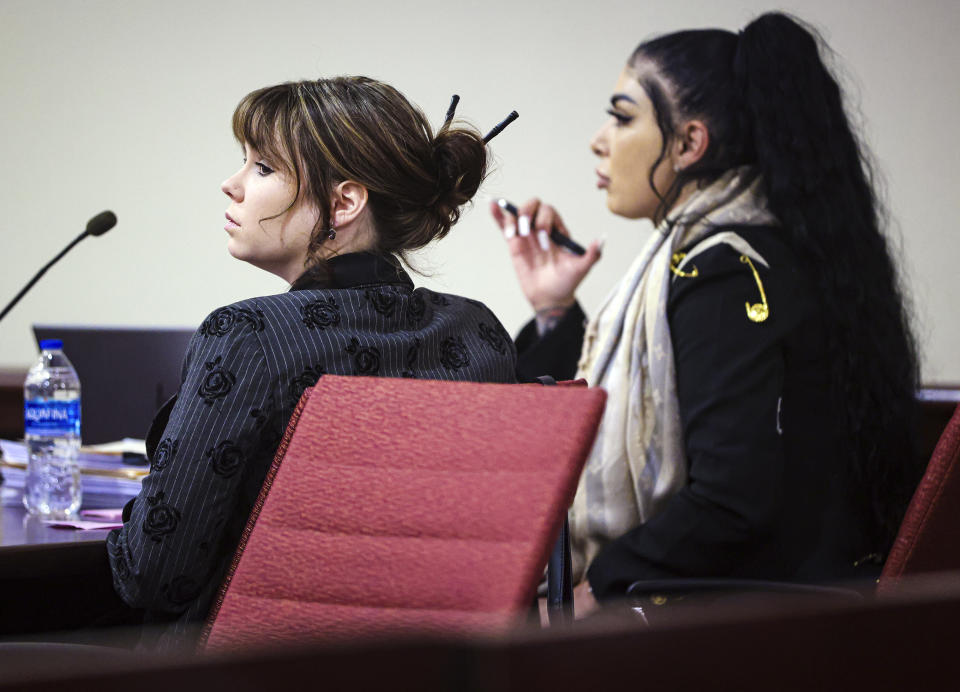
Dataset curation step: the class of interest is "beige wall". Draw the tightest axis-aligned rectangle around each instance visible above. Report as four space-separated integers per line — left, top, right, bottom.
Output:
1 0 957 381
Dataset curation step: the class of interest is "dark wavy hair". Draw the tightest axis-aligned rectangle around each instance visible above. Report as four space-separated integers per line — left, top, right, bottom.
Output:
232 76 487 284
631 13 920 552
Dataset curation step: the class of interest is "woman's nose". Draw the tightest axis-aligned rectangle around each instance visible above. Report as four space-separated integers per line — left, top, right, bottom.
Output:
590 123 609 157
221 171 243 201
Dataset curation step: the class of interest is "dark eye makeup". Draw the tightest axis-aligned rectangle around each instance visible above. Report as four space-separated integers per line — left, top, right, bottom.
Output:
606 109 633 125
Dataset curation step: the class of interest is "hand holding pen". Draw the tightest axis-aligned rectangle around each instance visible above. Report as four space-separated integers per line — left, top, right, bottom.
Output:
496 199 586 256
489 197 603 315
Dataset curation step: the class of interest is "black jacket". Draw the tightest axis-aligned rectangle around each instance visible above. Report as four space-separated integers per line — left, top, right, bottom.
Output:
517 226 875 599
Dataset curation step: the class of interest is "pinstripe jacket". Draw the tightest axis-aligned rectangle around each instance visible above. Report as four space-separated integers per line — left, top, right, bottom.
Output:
106 252 517 641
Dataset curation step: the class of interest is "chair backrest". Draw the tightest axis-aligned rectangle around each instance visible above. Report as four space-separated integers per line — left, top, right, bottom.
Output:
201 376 606 651
878 403 960 593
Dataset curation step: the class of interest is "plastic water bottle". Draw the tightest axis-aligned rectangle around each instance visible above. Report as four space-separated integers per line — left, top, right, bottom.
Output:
23 339 82 517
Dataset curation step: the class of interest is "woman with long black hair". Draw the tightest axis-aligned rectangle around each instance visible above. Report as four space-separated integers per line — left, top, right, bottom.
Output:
493 12 920 607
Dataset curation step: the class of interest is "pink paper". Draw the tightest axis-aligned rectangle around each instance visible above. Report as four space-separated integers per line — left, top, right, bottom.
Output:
80 508 124 521
43 519 123 530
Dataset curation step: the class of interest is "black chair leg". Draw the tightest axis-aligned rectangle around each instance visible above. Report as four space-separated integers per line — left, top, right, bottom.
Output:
546 517 573 624
537 374 575 626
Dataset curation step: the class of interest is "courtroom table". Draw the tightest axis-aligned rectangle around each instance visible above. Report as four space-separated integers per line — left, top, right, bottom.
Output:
0 505 129 637
0 381 957 522
1 368 958 461
918 386 960 462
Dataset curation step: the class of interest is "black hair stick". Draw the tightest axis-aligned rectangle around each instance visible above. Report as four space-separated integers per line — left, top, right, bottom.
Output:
443 94 460 127
483 110 519 143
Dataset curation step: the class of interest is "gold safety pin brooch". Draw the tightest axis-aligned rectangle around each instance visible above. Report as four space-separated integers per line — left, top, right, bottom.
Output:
670 252 699 278
739 255 769 323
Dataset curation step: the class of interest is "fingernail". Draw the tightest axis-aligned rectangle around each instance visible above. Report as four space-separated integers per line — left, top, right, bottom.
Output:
598 233 608 252
537 230 550 251
504 223 516 239
518 215 531 237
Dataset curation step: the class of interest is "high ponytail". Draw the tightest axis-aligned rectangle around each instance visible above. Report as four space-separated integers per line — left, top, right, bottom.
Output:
735 14 848 207
737 14 920 548
631 13 921 551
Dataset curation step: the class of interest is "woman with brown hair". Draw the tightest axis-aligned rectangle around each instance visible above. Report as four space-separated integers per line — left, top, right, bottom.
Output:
107 77 517 644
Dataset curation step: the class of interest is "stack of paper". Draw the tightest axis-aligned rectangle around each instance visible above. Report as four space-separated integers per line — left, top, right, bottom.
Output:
0 439 146 508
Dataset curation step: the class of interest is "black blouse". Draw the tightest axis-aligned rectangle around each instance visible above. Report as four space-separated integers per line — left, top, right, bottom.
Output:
107 252 518 641
516 226 874 599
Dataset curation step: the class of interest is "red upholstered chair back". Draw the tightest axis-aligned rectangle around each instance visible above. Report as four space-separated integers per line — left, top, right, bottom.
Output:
878 404 960 593
201 376 606 651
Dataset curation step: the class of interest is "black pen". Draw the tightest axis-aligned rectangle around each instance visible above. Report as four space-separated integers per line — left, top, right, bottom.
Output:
496 199 586 256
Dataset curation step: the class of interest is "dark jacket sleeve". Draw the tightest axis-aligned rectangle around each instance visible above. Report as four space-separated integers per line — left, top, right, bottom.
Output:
515 302 587 382
587 242 803 598
106 323 277 614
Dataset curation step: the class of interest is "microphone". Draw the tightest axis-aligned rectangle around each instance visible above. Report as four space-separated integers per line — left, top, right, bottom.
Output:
0 211 118 324
85 210 117 237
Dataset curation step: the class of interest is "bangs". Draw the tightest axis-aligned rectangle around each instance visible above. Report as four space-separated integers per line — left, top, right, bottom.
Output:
231 86 297 175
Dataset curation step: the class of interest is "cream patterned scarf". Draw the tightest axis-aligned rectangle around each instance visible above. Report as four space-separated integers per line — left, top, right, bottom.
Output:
569 167 777 582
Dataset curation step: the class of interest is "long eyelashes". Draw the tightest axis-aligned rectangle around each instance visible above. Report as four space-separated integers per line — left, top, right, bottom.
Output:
606 109 632 126
240 155 275 177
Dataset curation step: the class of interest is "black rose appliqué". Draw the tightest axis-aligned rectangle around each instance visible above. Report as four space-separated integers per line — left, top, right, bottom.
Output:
406 293 426 324
199 306 265 337
439 336 470 371
301 297 341 330
288 364 326 406
163 575 203 607
197 356 235 406
430 293 451 307
477 322 507 355
249 393 277 431
206 440 244 478
110 540 131 581
401 338 421 378
346 337 381 376
250 395 283 456
365 287 399 317
151 437 179 473
143 490 181 543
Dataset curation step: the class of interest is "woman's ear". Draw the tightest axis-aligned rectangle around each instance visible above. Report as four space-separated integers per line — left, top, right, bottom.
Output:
673 119 710 171
330 180 369 228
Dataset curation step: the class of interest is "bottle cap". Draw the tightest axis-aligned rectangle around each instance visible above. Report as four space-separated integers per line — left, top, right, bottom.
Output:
39 339 63 350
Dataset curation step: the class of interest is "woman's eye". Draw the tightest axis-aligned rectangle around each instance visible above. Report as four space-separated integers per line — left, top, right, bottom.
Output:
606 109 632 127
255 162 274 176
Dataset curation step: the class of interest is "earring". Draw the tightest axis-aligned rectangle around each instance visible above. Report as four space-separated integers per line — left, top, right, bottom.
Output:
673 163 681 173
327 228 337 240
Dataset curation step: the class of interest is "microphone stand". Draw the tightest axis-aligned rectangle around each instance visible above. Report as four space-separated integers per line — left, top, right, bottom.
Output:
0 230 90 324
0 210 115 325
